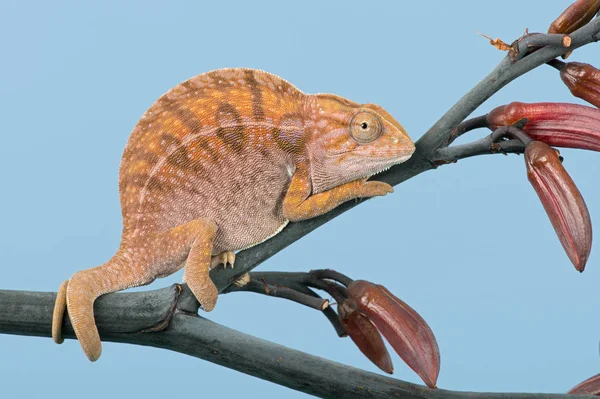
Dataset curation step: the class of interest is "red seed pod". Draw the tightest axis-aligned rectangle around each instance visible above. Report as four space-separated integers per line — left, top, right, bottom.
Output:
348 280 440 388
559 61 600 108
338 299 394 374
525 141 592 272
548 0 600 34
568 373 600 395
487 102 600 151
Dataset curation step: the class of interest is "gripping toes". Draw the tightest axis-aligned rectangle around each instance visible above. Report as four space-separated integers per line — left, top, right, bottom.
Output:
211 251 236 269
355 179 394 197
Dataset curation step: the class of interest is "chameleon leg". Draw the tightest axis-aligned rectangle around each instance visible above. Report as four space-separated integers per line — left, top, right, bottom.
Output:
283 166 393 222
211 251 235 269
59 218 220 361
183 220 219 312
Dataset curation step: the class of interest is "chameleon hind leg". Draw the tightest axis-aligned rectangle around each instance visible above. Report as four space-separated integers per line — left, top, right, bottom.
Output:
51 218 220 361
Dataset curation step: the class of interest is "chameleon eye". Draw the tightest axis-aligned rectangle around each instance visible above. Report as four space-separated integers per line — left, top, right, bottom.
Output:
350 111 383 144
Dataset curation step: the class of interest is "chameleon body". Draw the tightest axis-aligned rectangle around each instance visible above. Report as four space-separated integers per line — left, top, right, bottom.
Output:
51 68 415 361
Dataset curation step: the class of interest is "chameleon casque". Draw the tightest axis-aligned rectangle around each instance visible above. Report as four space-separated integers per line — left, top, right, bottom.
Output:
51 68 416 361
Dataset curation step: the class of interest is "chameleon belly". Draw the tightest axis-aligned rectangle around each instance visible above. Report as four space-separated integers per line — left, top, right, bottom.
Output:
118 68 307 252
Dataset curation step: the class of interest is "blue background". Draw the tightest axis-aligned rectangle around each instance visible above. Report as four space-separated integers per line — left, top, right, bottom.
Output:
1 1 599 397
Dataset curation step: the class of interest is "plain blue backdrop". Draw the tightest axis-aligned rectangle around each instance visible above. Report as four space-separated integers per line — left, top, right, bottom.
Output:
1 1 599 397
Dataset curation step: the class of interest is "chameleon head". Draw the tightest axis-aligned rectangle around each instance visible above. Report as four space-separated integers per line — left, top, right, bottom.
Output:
306 94 416 194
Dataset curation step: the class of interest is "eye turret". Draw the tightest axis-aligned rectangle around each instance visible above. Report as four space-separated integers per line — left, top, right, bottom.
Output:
350 111 383 144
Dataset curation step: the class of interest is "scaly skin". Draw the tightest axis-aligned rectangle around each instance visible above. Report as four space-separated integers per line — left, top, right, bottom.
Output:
51 68 415 361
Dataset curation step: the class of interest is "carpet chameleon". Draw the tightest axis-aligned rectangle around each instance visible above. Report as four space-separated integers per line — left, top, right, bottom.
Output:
51 68 416 361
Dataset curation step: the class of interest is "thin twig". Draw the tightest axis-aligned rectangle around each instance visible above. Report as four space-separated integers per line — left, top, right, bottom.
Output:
490 125 533 146
447 115 489 145
300 286 347 337
303 276 348 303
310 269 354 287
249 271 349 336
547 58 567 71
512 33 572 61
224 279 329 311
433 138 526 163
250 271 349 303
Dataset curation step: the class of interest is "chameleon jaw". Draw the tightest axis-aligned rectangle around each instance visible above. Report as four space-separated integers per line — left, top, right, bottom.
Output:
364 153 414 180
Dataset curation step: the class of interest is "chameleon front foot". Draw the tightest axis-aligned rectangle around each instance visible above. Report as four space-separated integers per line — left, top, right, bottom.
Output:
211 251 236 269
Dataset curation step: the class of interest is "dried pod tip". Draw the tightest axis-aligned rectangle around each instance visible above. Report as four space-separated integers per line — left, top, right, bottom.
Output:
548 0 600 34
348 280 440 388
568 373 600 395
338 299 394 374
525 141 592 272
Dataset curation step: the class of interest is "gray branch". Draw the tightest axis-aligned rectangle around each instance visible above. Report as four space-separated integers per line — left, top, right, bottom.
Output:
0 286 594 399
1 16 599 399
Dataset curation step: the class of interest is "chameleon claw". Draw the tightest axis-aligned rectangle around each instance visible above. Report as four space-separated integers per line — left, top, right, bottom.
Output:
211 251 236 269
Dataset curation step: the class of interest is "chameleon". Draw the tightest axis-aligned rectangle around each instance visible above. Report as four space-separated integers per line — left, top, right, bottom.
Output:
51 68 416 361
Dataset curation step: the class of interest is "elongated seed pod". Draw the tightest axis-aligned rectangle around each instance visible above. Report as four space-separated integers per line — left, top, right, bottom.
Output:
338 299 394 374
548 0 600 34
348 280 440 388
559 62 600 108
487 102 600 151
525 141 592 271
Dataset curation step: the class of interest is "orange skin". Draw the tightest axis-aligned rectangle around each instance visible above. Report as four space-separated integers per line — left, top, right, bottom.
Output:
51 68 415 361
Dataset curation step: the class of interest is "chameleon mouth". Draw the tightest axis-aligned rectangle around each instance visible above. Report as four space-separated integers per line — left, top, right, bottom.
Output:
364 153 413 179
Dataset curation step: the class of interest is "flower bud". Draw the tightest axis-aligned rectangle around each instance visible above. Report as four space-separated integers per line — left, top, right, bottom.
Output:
487 102 600 151
548 0 600 34
525 141 592 271
338 299 394 374
348 280 440 388
558 61 600 108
